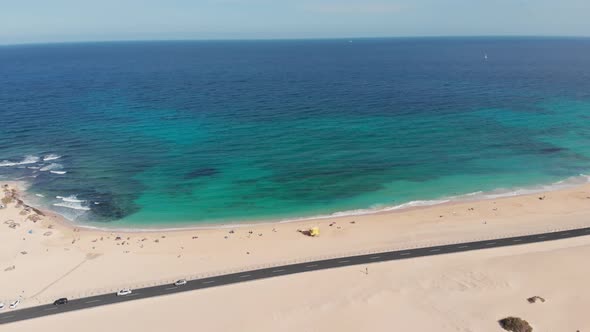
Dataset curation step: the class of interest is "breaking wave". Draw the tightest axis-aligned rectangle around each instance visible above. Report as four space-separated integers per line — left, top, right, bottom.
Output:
53 202 91 211
56 195 85 203
40 163 63 171
0 155 40 167
43 154 62 161
53 195 91 211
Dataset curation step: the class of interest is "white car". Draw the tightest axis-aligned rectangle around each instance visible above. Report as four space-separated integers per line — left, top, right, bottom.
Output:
174 279 187 286
116 289 132 296
9 299 20 309
0 302 4 310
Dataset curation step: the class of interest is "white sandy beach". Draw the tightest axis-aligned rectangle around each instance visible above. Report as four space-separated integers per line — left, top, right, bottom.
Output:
2 181 590 331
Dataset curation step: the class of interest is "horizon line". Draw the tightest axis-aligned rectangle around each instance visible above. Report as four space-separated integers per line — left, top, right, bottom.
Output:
2 34 590 47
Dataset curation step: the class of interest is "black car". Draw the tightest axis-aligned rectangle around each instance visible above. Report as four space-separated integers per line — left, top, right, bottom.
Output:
53 298 68 305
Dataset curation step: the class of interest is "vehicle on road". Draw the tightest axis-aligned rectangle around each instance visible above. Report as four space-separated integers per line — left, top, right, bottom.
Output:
116 289 132 296
174 279 187 286
53 298 68 305
0 302 4 310
9 299 20 309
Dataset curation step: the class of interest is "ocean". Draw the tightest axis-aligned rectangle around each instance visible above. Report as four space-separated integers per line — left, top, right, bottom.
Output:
1 37 590 227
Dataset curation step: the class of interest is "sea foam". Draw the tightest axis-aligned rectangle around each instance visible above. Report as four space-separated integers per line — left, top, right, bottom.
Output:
53 202 91 211
0 155 40 167
43 154 62 161
53 195 90 211
278 174 590 223
40 163 63 171
56 195 85 203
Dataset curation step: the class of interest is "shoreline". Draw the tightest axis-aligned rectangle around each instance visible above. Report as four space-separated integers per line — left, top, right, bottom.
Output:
8 173 590 232
3 178 590 310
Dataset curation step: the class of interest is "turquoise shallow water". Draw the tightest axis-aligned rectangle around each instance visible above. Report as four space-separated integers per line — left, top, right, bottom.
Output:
0 38 589 227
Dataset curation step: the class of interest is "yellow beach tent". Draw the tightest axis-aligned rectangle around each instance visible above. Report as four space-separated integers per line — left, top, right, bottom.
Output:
310 227 320 237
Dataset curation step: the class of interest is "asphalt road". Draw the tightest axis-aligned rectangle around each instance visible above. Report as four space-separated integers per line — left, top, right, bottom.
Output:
1 226 589 325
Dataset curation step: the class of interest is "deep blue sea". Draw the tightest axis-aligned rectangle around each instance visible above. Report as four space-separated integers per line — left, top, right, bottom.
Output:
1 38 590 227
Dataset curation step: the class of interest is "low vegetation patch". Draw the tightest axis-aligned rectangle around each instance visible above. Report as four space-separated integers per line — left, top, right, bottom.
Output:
527 296 545 303
499 317 533 332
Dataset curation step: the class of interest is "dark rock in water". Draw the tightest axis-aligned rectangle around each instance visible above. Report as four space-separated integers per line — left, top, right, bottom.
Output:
539 147 565 154
91 201 140 222
184 168 218 179
83 192 141 222
499 317 533 332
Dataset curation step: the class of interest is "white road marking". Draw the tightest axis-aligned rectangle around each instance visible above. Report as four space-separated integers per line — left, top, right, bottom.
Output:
429 249 440 252
538 236 546 239
513 239 522 242
0 315 14 319
43 307 58 311
84 299 101 304
305 264 318 268
400 252 411 256
127 293 140 297
239 274 251 278
202 280 215 284
272 269 285 273
338 260 350 264
165 287 177 290
458 245 469 249
562 233 570 236
486 242 496 245
369 256 381 260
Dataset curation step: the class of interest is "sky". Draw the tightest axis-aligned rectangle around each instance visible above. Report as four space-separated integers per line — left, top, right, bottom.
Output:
1 0 589 44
